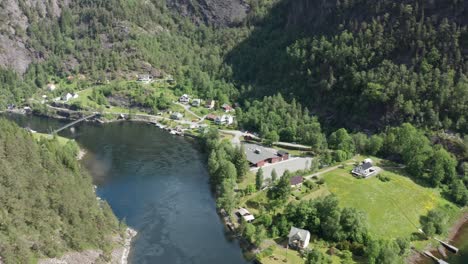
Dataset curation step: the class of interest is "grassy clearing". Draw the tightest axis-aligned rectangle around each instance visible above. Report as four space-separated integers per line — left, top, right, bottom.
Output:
321 165 459 239
259 239 342 264
32 133 71 146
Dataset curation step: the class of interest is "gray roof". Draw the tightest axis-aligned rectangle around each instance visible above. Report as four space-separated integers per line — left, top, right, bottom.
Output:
359 162 373 170
243 143 278 164
288 227 310 242
290 176 303 185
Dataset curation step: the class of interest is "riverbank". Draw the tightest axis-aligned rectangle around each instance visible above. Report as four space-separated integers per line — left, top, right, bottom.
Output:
408 211 468 264
38 227 137 264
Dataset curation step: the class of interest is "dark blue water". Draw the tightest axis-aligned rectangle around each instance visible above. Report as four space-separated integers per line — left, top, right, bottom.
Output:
3 114 249 264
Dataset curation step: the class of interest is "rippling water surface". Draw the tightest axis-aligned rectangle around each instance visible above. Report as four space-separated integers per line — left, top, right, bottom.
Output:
4 114 249 264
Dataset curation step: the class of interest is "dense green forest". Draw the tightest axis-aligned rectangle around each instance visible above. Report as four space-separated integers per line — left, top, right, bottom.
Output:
0 0 467 262
0 119 121 263
228 0 468 132
1 0 467 134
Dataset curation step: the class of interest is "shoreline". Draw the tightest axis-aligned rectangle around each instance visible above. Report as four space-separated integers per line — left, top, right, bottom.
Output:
407 211 468 264
120 227 137 264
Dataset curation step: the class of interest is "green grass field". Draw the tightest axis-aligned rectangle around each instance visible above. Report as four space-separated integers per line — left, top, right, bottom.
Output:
321 166 459 239
32 132 72 146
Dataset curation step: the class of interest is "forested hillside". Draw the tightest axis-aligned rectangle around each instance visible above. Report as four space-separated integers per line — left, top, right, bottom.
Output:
1 0 466 134
228 0 468 132
0 119 121 263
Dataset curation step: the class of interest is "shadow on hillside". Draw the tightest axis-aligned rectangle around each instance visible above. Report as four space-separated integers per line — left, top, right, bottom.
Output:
223 0 381 129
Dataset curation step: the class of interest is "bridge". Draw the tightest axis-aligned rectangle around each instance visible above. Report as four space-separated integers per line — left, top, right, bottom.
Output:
51 113 97 134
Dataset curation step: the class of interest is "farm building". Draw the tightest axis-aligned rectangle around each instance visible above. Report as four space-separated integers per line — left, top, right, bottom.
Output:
243 143 289 167
288 227 311 249
277 150 289 161
352 158 376 178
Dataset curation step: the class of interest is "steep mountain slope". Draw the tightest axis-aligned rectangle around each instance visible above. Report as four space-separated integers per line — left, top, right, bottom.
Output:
0 0 467 133
167 0 250 26
0 119 121 263
0 0 69 73
227 0 468 132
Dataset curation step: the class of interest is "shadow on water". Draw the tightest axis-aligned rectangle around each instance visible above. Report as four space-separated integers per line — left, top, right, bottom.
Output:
2 114 250 264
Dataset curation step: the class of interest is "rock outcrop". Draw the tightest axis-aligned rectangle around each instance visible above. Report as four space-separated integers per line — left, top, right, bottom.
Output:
0 0 69 73
167 0 250 26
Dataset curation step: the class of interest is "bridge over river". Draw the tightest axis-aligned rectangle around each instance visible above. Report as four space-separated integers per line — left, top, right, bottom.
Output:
51 113 97 134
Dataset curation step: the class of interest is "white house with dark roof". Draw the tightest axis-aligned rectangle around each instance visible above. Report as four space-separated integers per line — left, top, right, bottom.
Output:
352 158 376 178
215 115 234 125
288 227 310 249
179 94 190 103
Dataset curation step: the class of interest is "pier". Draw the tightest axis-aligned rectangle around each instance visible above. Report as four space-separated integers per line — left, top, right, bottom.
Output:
423 251 449 264
434 238 459 254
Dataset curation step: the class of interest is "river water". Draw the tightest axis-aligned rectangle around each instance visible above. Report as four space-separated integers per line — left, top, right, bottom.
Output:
3 114 249 264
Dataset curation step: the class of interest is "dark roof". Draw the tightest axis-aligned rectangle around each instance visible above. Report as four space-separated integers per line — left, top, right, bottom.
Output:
290 176 304 185
277 150 289 156
243 143 278 165
360 162 373 170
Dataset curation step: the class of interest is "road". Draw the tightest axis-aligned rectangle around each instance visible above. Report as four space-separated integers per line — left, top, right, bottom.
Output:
45 104 207 128
274 141 312 150
219 129 259 145
175 102 206 122
251 157 313 180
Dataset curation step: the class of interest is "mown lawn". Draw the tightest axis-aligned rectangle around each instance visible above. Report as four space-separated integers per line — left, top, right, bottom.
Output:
321 166 458 239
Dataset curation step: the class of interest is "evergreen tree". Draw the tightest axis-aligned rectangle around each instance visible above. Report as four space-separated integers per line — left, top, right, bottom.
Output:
256 167 264 190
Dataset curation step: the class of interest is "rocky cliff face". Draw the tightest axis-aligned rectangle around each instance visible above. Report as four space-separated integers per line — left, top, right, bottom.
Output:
0 0 69 73
167 0 250 26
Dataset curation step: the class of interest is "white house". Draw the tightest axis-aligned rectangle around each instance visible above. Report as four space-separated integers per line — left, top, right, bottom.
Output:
72 93 79 99
235 208 255 223
179 94 190 104
170 112 183 120
62 93 73 102
137 75 153 83
191 99 201 107
288 227 311 249
351 158 376 178
215 115 234 125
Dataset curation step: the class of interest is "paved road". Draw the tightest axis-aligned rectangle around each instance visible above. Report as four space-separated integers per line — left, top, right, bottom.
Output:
251 157 313 180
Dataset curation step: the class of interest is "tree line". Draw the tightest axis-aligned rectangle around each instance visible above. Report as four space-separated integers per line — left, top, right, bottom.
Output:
0 119 123 264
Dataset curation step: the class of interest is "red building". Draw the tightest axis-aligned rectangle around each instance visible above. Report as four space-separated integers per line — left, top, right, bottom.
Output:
244 143 288 167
